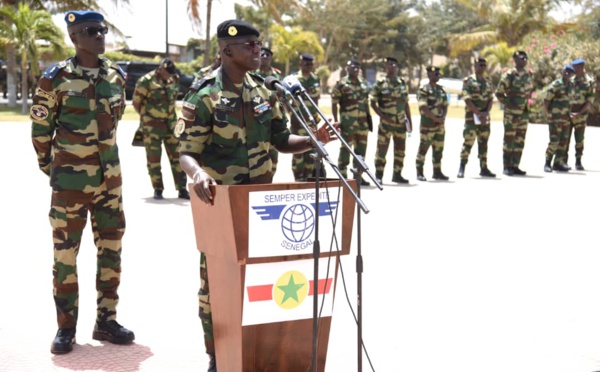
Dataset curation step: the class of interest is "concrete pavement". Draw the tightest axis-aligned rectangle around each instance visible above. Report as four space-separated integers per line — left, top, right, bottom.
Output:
2 115 600 372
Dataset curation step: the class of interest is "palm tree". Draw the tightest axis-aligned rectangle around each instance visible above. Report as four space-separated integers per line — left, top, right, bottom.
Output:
449 0 568 56
269 24 324 75
0 2 65 114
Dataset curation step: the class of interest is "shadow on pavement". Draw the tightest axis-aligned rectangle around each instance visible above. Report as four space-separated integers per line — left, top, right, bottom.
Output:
53 342 153 371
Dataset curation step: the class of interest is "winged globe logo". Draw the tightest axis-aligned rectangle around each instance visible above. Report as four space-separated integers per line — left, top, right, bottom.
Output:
281 204 315 243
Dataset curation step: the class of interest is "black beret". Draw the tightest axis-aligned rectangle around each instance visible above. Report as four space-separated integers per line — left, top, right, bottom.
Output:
426 66 440 72
65 10 104 27
217 19 259 40
513 50 528 58
475 57 487 63
261 47 273 56
347 60 360 66
385 56 398 63
299 53 314 62
160 58 176 75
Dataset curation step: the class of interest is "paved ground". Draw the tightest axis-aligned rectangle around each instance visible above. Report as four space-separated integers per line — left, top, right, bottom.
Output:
1 114 600 372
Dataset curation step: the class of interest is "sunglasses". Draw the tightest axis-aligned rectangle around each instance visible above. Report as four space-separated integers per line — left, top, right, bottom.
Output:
260 53 272 58
73 26 109 37
227 40 262 50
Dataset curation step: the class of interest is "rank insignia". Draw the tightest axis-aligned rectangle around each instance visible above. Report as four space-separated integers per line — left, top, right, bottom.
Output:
221 97 231 105
254 101 270 114
30 105 49 120
35 88 55 103
228 26 238 36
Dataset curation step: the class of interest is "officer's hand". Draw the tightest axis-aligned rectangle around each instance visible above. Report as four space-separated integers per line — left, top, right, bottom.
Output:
192 170 217 205
316 120 340 145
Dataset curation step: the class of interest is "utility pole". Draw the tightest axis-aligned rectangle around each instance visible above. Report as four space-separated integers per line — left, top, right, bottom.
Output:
165 0 169 57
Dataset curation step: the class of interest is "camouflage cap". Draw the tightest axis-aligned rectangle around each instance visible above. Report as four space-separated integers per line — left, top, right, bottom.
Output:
64 10 103 27
217 19 259 39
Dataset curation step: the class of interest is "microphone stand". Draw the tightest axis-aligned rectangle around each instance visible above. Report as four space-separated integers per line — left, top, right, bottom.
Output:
294 90 381 372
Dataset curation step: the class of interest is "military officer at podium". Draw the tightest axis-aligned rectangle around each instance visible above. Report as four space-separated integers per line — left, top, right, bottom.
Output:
176 20 339 372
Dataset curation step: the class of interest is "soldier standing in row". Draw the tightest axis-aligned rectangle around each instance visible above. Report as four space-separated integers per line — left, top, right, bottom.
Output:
176 20 339 372
194 51 221 84
565 58 596 170
255 46 283 174
289 53 321 181
370 56 412 184
133 58 188 200
543 65 574 172
457 57 496 178
416 66 449 182
495 50 534 176
30 10 134 355
332 60 372 186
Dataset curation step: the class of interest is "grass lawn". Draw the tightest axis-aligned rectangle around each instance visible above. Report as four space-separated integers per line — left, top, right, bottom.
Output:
1 100 505 123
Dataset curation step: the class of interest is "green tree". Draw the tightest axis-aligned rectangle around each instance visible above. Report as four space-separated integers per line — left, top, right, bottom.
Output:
269 24 323 75
0 2 65 114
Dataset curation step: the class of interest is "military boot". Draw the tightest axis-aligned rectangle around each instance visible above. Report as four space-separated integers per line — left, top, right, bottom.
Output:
432 170 449 180
544 158 552 173
416 167 426 182
553 162 570 172
576 158 585 171
457 163 465 178
479 167 496 178
207 352 217 372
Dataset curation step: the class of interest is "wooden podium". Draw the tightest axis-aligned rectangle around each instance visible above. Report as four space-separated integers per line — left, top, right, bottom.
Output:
189 180 356 372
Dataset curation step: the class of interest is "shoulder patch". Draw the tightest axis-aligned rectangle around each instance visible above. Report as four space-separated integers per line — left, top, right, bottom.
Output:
248 72 265 84
191 75 215 91
30 104 49 120
42 62 67 80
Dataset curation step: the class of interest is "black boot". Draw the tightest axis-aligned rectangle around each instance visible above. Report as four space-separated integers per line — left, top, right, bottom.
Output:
544 159 552 173
479 167 496 177
457 163 465 178
553 162 570 172
178 189 190 199
576 158 585 171
512 167 527 176
207 352 217 372
92 320 135 344
416 168 426 182
153 189 164 200
51 328 76 354
432 170 449 180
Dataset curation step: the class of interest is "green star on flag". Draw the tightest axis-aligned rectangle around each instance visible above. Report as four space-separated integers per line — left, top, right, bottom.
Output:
277 274 305 304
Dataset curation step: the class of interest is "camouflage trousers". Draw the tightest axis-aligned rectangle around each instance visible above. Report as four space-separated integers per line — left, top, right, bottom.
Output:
460 120 491 168
502 111 528 169
416 126 445 170
49 183 125 329
545 119 570 163
564 115 587 164
291 119 316 181
198 252 214 354
142 121 187 192
374 121 406 179
338 120 369 178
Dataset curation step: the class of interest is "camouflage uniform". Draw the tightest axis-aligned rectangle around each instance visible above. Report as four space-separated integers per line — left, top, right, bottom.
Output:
544 77 572 166
133 69 186 193
565 73 595 165
30 57 126 329
331 75 370 178
255 66 283 174
416 82 448 173
459 74 494 169
370 75 410 181
193 65 218 86
177 69 290 354
495 67 534 170
290 70 321 181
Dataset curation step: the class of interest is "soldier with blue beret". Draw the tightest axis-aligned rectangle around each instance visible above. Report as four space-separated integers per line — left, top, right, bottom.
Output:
565 57 595 170
32 9 134 355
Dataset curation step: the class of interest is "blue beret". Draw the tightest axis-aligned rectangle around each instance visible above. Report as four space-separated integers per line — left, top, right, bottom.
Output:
564 65 575 73
299 53 314 62
571 58 585 65
64 10 104 27
217 20 259 39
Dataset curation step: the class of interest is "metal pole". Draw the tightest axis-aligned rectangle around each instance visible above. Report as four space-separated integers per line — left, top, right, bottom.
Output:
165 0 169 57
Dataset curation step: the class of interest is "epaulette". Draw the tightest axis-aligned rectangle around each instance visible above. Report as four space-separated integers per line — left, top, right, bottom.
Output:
249 72 265 84
42 61 67 80
190 75 216 92
112 63 126 79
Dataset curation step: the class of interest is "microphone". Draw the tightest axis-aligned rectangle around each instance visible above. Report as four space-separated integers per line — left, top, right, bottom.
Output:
282 75 305 95
264 76 292 97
